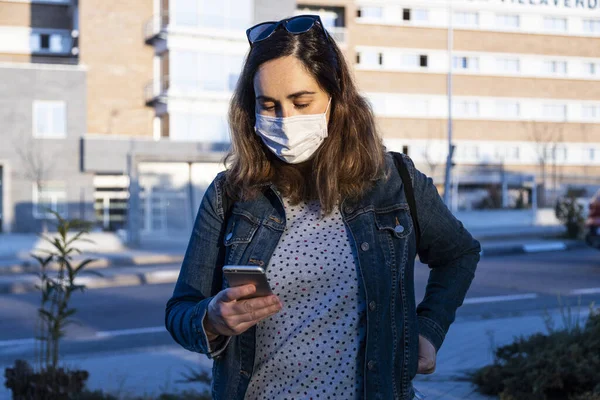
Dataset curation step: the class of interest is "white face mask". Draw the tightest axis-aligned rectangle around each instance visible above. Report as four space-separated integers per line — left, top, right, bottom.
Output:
254 98 331 164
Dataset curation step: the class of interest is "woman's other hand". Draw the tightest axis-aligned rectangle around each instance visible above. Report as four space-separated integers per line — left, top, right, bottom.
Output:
417 334 437 374
203 285 283 340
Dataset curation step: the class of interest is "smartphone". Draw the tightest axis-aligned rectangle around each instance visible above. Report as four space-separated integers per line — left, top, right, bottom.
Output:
222 265 273 300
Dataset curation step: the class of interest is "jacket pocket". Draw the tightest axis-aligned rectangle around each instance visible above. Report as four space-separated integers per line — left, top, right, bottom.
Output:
223 211 259 246
374 205 413 239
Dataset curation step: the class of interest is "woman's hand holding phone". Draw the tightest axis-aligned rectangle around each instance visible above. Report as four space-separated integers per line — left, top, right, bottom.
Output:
203 284 283 340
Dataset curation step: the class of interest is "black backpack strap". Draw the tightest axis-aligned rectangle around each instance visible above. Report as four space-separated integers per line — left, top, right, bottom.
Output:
392 152 421 251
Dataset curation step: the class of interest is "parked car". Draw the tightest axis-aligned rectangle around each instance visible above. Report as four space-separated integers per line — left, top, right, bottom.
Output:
585 189 600 249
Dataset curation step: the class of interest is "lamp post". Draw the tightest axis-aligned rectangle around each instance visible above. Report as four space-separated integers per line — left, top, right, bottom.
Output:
443 0 455 206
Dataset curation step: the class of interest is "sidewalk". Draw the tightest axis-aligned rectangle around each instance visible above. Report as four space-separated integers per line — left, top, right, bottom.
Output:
0 224 588 295
0 232 184 275
1 308 583 399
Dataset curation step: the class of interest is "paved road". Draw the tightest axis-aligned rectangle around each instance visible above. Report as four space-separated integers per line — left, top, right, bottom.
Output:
0 248 598 398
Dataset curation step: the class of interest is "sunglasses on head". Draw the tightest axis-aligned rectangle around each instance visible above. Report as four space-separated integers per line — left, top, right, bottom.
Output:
246 15 330 46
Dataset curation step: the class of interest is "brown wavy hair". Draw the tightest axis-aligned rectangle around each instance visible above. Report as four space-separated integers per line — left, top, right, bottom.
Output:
224 23 386 214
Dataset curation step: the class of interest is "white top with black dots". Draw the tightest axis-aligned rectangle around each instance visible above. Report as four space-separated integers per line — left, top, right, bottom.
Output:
244 198 367 400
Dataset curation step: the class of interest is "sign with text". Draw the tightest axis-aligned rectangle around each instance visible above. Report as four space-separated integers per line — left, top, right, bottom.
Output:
501 0 600 10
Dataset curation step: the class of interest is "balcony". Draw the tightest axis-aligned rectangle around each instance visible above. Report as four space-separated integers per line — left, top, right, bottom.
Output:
145 77 169 106
144 12 249 44
144 14 169 44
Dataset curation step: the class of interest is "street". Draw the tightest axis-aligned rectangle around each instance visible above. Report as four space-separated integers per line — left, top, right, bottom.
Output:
1 248 599 398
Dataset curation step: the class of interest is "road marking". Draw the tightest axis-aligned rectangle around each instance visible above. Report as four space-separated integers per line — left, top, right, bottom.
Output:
523 242 567 253
569 287 600 296
95 326 166 338
0 338 35 347
463 293 538 305
0 326 166 347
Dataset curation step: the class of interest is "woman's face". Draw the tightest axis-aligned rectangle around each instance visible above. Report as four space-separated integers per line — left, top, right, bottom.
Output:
253 56 331 121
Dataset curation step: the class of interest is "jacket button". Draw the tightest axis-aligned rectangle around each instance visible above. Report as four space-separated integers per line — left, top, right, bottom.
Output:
344 206 354 214
360 242 369 251
394 225 405 234
225 232 233 241
369 301 376 311
367 360 376 370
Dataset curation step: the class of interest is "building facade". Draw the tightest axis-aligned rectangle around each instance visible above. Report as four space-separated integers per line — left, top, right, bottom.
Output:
0 0 296 242
0 0 88 233
301 0 600 209
4 0 596 236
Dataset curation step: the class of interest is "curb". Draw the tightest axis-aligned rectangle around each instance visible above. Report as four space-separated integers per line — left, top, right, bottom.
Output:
0 265 181 295
0 241 589 295
0 254 184 276
481 240 588 257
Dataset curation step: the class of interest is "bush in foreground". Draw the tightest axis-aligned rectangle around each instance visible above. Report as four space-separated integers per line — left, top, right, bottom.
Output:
471 308 600 400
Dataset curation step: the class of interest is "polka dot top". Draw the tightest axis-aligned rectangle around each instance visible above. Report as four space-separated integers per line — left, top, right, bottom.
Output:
244 198 367 400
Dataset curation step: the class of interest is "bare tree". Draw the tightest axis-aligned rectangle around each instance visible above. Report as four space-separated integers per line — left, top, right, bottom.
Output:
10 122 56 232
525 120 565 208
420 120 445 180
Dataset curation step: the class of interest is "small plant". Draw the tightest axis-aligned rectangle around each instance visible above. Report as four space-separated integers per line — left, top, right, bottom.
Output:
4 210 101 399
471 305 600 400
555 190 586 239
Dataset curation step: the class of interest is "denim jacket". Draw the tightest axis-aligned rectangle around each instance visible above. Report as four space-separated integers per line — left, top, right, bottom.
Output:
165 153 481 400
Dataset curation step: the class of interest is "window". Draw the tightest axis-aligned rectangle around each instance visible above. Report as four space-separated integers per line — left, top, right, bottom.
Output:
170 113 229 142
414 9 429 22
457 145 480 160
33 182 67 219
454 11 479 27
171 51 243 93
507 146 520 160
495 146 520 161
33 101 66 138
543 104 567 119
40 34 50 49
403 99 430 116
586 62 599 76
357 50 382 67
453 56 479 71
453 100 480 117
30 32 68 53
543 60 568 75
400 54 428 68
497 58 520 73
583 19 600 33
583 105 600 119
590 148 596 161
496 101 520 118
357 6 383 19
401 8 429 23
496 14 520 28
543 16 567 32
172 0 252 30
547 146 567 161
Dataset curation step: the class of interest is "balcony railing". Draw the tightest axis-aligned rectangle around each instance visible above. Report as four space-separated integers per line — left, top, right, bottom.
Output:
144 14 169 43
145 76 169 106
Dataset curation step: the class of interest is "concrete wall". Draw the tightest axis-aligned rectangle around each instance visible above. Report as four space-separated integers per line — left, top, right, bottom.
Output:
0 65 93 232
79 0 155 137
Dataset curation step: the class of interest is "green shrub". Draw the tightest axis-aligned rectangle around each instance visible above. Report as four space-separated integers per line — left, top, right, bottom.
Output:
555 192 586 239
4 211 99 399
471 308 600 400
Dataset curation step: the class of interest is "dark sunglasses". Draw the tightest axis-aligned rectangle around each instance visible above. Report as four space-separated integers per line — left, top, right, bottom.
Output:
246 15 330 46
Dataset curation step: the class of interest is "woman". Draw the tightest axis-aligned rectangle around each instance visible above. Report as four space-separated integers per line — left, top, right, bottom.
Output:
165 15 481 400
